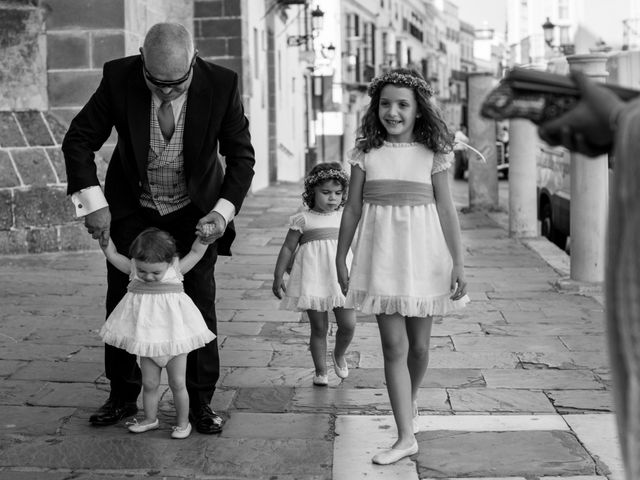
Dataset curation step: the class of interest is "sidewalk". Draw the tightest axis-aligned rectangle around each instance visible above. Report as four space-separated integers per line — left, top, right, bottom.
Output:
0 180 623 480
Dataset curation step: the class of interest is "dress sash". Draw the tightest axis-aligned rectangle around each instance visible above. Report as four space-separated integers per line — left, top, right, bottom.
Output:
363 180 434 206
127 279 184 294
299 227 339 245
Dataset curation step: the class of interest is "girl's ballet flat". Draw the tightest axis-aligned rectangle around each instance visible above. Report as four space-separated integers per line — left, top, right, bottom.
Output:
331 352 349 379
371 440 419 465
128 418 159 433
313 374 328 386
171 422 192 439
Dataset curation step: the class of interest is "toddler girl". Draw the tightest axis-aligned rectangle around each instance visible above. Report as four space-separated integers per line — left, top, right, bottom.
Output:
273 162 356 386
336 69 469 464
99 227 216 439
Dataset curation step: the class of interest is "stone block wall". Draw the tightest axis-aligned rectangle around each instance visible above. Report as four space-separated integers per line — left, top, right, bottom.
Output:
0 110 107 253
0 4 47 111
194 0 243 74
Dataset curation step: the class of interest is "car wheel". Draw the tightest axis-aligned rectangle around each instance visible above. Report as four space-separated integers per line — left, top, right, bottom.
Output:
541 203 567 250
454 157 465 180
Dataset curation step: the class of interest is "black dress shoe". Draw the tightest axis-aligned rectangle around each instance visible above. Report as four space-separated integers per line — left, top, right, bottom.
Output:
189 404 223 434
89 398 138 426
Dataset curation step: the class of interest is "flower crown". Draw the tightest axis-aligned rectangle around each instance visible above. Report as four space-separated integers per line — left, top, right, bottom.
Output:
367 71 434 98
304 168 349 188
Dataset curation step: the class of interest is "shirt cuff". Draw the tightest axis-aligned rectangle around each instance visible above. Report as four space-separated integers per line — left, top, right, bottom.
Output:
211 198 236 227
70 186 109 218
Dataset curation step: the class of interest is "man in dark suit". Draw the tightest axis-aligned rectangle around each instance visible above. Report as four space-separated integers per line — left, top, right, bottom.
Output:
62 22 255 434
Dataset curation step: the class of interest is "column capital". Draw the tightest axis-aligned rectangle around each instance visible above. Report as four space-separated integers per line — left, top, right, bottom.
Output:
566 53 609 79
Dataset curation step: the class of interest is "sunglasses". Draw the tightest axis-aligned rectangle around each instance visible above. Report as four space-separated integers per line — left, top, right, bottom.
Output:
140 50 198 88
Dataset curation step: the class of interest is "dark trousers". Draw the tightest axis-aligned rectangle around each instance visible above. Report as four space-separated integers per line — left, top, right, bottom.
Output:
104 203 220 409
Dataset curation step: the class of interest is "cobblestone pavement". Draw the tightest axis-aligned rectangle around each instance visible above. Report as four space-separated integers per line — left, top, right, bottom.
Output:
0 180 623 479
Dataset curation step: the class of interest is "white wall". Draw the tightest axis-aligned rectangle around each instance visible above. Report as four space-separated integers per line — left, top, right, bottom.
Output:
244 1 269 191
274 9 308 182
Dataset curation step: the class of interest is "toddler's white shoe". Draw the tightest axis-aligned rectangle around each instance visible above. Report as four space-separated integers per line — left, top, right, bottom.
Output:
127 418 159 433
313 374 328 386
331 352 349 379
171 422 192 439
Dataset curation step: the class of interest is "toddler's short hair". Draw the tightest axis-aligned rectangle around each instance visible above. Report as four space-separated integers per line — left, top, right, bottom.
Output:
129 227 177 263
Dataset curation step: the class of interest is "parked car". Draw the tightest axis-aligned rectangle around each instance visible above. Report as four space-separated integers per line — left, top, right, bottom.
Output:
536 142 570 251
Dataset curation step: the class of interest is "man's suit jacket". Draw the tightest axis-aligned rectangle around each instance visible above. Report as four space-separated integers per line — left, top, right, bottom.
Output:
62 55 256 255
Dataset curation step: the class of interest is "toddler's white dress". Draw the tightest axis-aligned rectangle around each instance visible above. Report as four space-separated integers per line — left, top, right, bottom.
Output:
346 141 470 316
99 258 216 357
280 209 352 312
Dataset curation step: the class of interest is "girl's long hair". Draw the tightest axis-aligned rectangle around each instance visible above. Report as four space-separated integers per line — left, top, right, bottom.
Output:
355 68 454 154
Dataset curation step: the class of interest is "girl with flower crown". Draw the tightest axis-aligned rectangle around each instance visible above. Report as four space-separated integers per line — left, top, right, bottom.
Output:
273 162 356 386
336 68 469 465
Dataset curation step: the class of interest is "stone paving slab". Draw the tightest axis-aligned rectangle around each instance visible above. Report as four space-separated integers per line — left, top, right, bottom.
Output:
451 335 570 353
422 477 606 480
563 414 624 480
333 415 419 480
518 351 610 370
1 406 76 435
9 360 102 383
447 387 556 413
0 434 331 478
428 351 520 369
232 386 295 412
345 367 485 388
482 369 603 389
292 387 450 413
546 389 614 413
222 412 331 439
219 349 273 367
221 367 320 387
415 430 595 478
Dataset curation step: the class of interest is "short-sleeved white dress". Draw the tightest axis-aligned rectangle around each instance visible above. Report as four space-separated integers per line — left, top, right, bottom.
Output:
280 209 352 312
99 258 216 357
346 141 469 316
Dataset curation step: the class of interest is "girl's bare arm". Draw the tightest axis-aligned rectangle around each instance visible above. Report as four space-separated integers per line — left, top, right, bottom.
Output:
336 165 365 293
432 170 467 299
100 238 132 275
179 237 209 274
272 229 302 299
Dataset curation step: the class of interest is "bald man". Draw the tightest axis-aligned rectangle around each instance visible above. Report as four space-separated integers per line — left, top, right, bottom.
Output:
63 22 255 434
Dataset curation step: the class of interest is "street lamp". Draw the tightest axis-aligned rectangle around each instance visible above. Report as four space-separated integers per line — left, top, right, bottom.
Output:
541 17 575 55
286 4 325 47
310 5 324 31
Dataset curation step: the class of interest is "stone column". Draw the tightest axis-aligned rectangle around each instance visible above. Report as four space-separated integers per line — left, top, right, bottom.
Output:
508 118 538 237
566 54 609 283
0 4 47 110
467 72 499 210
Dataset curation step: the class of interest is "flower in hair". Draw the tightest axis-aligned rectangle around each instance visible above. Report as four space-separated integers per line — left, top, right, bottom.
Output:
367 71 434 98
304 169 349 188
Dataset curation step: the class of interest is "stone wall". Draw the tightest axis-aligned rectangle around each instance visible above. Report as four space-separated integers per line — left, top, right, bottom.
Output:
0 110 102 253
193 0 242 73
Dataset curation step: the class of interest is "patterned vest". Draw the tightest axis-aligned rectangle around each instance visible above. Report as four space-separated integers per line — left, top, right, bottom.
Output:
139 100 191 215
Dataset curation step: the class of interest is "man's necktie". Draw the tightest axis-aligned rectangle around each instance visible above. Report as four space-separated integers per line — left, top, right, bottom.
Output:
157 101 175 141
